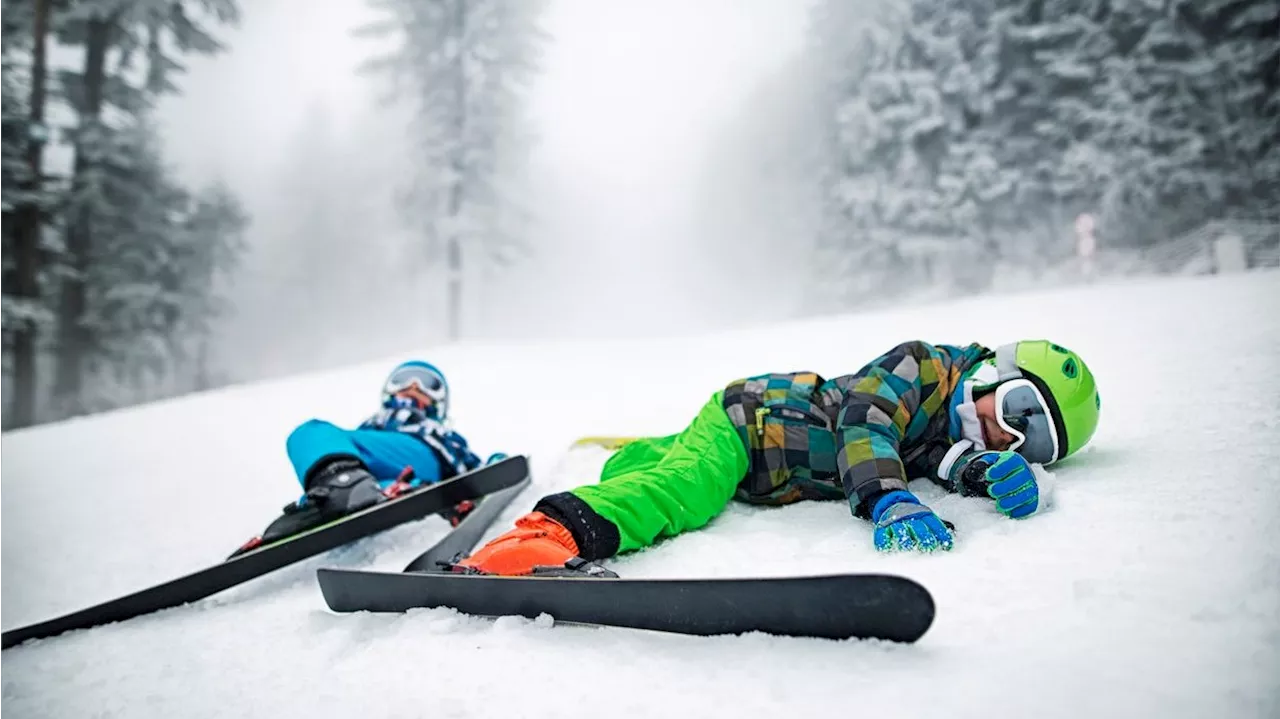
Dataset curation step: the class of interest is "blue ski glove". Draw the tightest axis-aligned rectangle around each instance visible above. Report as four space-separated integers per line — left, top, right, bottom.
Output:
484 452 509 466
968 451 1039 519
870 490 954 553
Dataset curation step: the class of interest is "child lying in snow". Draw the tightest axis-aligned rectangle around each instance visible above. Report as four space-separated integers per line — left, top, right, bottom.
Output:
449 340 1100 576
232 360 505 556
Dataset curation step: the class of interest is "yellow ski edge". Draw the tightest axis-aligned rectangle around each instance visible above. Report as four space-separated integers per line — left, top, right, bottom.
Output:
570 436 641 451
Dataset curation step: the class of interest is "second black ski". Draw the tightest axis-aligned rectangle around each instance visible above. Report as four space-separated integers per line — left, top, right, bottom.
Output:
316 567 934 643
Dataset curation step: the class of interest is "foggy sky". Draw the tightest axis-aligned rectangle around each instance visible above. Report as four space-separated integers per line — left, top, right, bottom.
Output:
155 0 811 353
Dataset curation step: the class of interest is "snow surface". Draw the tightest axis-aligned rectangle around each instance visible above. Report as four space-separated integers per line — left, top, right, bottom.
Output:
3 271 1279 719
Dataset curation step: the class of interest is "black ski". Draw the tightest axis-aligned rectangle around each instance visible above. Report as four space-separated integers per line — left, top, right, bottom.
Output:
402 475 532 572
315 568 934 643
2 455 530 650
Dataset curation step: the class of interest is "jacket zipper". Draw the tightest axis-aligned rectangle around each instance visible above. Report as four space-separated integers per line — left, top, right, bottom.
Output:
755 405 828 436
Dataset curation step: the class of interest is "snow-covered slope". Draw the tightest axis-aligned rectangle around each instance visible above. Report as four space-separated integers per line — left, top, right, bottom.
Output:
3 271 1278 719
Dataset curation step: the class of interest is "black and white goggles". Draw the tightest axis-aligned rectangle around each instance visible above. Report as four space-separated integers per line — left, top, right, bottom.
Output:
384 364 446 401
994 379 1060 465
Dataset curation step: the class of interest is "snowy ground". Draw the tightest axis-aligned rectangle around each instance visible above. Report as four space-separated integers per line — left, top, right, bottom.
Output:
3 270 1279 719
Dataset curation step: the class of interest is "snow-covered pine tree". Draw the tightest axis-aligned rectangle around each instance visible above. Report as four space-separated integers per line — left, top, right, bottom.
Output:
995 0 1278 252
960 0 1103 265
2 3 36 424
1168 0 1279 225
76 116 189 407
895 0 1016 286
171 179 247 393
810 0 916 305
50 0 240 416
1 0 58 429
811 0 1009 304
358 0 547 340
808 0 1278 299
62 114 245 409
1071 0 1229 248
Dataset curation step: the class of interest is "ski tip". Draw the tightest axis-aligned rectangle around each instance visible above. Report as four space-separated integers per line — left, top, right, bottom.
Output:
851 573 935 643
570 436 640 450
315 567 388 613
496 454 530 476
316 567 350 612
2 630 24 651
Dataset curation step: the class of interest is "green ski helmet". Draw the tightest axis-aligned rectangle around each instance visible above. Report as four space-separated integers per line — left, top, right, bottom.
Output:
988 340 1100 464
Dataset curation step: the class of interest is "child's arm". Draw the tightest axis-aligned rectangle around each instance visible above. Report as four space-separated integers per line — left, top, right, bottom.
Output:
830 340 962 516
829 341 966 550
436 428 485 474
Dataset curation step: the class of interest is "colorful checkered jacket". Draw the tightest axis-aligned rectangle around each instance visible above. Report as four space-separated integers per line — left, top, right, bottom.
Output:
721 340 991 516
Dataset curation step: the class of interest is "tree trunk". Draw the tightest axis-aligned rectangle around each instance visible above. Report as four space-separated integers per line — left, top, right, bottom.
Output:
6 0 51 430
447 233 462 340
445 0 468 342
53 16 112 414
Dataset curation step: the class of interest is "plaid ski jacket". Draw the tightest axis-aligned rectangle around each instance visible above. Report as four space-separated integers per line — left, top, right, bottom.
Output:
721 341 991 515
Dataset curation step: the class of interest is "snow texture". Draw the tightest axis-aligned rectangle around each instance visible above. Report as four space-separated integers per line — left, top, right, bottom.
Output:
3 270 1279 718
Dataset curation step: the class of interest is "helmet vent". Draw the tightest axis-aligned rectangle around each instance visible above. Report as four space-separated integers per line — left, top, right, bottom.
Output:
1062 358 1079 379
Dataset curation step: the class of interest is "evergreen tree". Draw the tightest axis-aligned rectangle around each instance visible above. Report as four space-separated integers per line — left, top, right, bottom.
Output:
66 115 247 409
51 0 241 415
805 0 1279 307
358 0 548 339
810 0 910 302
1 0 58 429
176 180 248 391
76 117 188 404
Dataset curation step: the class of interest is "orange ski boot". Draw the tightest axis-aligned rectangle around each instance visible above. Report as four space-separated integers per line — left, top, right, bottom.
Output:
452 511 617 578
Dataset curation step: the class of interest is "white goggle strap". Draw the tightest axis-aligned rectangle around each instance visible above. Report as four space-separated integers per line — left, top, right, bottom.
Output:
994 343 1023 382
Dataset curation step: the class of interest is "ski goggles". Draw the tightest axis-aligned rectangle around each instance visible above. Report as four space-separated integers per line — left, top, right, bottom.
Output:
384 364 447 402
993 378 1060 465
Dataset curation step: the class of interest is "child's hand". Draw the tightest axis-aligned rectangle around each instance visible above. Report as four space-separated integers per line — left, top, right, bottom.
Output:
870 490 954 552
972 451 1039 519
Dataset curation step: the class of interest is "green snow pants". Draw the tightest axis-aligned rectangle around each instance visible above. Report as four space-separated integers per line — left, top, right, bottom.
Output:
563 391 749 555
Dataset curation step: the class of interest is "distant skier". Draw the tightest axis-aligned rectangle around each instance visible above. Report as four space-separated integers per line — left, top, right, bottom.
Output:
450 340 1100 576
233 360 505 556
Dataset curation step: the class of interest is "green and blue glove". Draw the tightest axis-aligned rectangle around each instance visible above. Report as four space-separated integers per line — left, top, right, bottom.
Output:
870 490 954 552
962 450 1040 519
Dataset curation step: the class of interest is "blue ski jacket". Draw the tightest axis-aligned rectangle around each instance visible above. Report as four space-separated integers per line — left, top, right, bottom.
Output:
359 400 484 478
